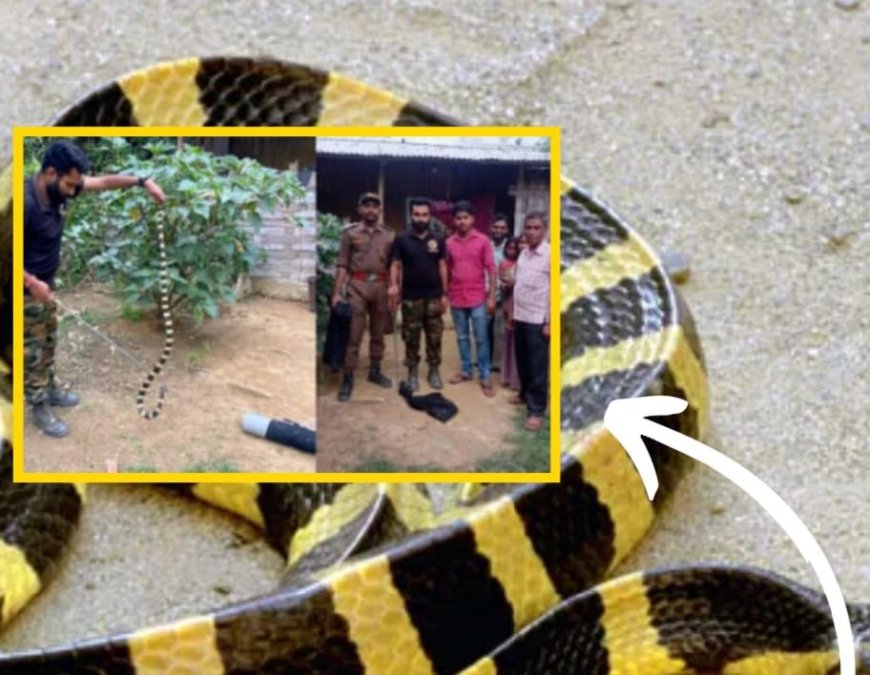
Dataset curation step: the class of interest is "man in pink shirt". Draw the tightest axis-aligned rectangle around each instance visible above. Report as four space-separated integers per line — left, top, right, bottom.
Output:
445 201 497 397
512 213 551 431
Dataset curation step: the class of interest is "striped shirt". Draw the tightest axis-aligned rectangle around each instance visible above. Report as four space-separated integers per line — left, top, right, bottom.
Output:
514 242 551 324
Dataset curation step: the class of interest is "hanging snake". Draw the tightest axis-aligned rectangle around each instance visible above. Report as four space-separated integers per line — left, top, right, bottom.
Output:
135 207 173 420
0 57 868 674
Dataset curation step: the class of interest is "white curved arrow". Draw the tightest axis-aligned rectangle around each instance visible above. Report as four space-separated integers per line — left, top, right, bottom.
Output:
604 395 855 675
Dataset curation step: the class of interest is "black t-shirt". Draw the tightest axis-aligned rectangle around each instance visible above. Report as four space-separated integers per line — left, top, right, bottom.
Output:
390 230 445 300
24 177 65 288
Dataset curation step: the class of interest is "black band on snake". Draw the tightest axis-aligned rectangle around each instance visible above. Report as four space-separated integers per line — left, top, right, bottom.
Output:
135 207 172 420
0 57 867 674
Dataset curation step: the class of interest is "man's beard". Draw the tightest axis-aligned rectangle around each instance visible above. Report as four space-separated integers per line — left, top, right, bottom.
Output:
411 220 429 232
46 180 68 208
46 179 81 209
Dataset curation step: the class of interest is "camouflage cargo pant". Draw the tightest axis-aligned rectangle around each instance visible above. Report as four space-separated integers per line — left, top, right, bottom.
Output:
401 298 443 368
24 297 58 405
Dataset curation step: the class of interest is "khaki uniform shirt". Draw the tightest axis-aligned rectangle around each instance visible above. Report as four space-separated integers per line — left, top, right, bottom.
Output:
337 222 394 274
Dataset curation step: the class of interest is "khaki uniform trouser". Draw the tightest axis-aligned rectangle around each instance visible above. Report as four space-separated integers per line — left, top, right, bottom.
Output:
344 278 389 371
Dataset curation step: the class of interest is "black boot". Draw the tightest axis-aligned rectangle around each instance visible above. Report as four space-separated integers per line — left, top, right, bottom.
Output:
48 387 80 407
407 364 419 392
367 364 392 388
427 366 443 390
337 372 354 402
32 401 70 438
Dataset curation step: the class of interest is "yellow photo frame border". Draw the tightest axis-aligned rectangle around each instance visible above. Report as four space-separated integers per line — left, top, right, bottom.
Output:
12 125 561 484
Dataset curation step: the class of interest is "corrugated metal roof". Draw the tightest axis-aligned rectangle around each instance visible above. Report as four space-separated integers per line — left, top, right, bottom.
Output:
316 136 550 162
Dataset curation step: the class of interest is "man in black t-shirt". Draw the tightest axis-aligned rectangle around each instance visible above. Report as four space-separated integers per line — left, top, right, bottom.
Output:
24 141 165 438
388 197 448 391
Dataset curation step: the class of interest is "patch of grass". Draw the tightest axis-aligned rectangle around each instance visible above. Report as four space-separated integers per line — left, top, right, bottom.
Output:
124 464 159 473
58 307 111 333
78 308 102 325
476 411 551 473
58 315 76 331
352 457 446 473
187 340 213 369
352 458 398 472
121 305 145 322
183 457 240 473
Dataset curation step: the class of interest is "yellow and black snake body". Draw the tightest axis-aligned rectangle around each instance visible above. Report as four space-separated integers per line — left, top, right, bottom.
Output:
0 57 868 674
135 208 173 420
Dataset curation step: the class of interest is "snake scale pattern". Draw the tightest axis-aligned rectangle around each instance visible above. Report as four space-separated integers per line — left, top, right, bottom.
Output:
135 208 173 420
0 57 868 674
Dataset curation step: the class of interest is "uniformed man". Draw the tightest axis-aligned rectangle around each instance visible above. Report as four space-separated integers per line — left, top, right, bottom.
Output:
388 197 448 392
24 140 165 438
330 192 395 401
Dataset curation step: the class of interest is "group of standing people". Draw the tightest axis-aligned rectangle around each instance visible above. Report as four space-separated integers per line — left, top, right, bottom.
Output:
330 192 550 431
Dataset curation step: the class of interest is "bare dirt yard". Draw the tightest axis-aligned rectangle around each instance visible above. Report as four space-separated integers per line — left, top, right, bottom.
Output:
316 317 551 474
24 285 316 474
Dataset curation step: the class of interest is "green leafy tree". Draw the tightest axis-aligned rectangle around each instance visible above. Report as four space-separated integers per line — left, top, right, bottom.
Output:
315 211 345 346
55 138 305 322
24 136 161 177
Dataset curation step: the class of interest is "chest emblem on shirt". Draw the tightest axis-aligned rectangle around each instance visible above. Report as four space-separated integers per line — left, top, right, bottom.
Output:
427 239 438 253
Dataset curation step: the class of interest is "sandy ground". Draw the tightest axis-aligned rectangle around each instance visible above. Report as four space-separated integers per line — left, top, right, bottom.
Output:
316 317 550 473
23 288 316 474
0 0 868 656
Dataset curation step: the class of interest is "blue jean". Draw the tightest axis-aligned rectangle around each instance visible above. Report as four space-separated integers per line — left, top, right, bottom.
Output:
451 303 491 381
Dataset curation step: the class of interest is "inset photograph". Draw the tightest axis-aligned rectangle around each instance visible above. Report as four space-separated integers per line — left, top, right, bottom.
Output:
19 135 317 474
316 135 553 473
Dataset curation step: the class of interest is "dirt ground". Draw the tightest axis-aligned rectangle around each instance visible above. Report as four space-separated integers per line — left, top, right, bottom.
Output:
316 315 551 473
24 286 316 474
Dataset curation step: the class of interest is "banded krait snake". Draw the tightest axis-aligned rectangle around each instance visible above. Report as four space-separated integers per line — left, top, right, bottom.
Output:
136 207 173 420
0 57 867 674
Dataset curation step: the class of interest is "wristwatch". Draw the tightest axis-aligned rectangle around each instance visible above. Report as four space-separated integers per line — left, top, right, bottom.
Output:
137 176 150 187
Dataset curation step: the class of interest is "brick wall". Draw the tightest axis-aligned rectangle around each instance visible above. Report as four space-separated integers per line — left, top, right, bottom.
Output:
244 172 317 304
